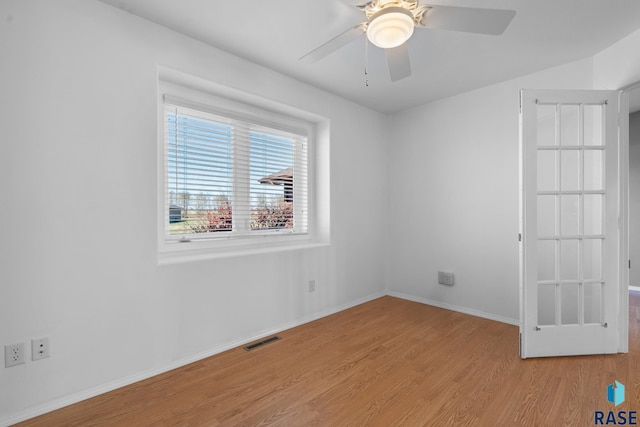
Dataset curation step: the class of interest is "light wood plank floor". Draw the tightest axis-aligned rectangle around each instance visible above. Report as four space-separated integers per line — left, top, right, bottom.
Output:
18 293 640 426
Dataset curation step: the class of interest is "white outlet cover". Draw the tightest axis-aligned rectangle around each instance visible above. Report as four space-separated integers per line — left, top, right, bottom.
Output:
5 343 26 367
31 337 50 361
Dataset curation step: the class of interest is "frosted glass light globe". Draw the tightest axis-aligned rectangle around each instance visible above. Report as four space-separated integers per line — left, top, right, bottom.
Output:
366 7 414 49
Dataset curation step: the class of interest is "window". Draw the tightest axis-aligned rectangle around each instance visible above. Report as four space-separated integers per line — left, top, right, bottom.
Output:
160 93 310 255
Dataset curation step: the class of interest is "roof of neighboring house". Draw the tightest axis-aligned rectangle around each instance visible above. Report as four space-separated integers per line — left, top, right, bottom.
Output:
258 167 293 185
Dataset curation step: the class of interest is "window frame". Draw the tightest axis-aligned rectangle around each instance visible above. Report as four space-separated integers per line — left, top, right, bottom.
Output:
158 79 319 262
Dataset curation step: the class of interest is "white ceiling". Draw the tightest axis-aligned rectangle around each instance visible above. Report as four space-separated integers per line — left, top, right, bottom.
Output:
98 0 640 114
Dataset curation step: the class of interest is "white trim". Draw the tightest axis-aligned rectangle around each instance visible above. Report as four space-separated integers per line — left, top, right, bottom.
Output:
387 291 520 326
1 291 385 427
618 84 636 353
620 81 640 93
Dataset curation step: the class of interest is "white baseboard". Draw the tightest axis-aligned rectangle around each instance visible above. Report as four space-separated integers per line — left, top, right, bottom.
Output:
1 291 386 427
386 291 520 326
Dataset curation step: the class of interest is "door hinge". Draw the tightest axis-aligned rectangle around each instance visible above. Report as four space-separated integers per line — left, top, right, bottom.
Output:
630 259 631 269
519 91 522 114
518 233 522 242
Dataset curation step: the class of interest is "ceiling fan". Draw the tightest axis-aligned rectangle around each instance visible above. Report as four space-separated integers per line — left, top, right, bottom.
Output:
300 0 516 82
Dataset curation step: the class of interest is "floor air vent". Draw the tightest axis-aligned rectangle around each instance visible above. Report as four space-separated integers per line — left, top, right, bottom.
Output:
244 335 281 351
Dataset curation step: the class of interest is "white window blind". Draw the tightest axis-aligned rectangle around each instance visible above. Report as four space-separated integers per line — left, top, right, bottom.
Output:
163 102 308 243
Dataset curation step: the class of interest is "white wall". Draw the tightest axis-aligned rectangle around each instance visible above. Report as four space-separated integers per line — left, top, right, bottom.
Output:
385 58 595 323
0 1 388 423
630 112 640 287
593 29 640 90
383 25 640 333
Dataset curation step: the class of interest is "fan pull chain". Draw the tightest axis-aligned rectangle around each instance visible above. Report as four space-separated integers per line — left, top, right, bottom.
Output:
364 36 369 87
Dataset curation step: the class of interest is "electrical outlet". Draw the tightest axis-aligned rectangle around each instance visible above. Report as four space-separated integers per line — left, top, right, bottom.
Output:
309 279 316 292
5 343 25 367
31 337 50 361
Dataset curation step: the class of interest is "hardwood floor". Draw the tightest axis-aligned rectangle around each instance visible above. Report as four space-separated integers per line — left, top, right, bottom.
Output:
18 293 640 426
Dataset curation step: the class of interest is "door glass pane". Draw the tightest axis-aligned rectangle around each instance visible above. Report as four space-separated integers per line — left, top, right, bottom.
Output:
537 240 556 281
537 150 557 191
561 283 580 325
583 239 603 280
561 150 580 191
584 282 602 324
537 195 556 236
584 105 603 146
584 150 603 191
538 284 556 325
537 104 557 146
560 105 579 146
584 194 603 235
560 195 579 236
560 240 579 280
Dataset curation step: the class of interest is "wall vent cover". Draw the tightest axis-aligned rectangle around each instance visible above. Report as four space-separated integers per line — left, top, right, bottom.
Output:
438 271 454 286
244 336 281 351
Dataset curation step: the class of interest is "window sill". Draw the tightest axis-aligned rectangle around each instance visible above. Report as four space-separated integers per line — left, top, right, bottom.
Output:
157 239 329 265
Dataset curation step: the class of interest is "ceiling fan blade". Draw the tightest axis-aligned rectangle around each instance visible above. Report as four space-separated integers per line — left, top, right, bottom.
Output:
299 24 366 63
421 5 516 35
386 43 411 82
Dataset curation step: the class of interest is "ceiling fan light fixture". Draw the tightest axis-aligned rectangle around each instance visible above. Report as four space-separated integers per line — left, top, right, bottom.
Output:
366 7 415 49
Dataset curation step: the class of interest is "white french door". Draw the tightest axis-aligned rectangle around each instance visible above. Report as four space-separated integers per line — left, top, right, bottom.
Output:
520 89 620 358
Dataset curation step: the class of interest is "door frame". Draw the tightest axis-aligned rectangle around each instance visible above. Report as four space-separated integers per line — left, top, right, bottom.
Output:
617 80 640 353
